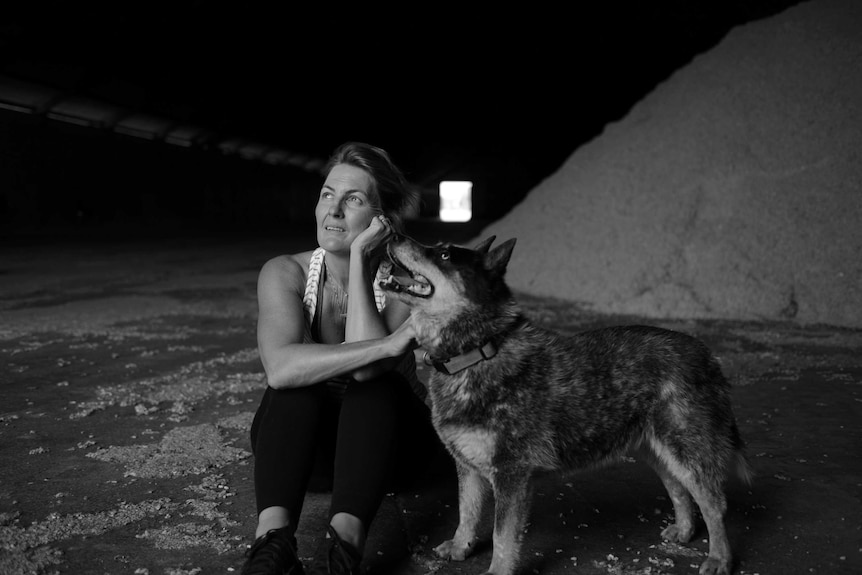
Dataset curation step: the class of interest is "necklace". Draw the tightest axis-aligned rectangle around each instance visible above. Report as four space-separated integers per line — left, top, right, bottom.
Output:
324 261 349 318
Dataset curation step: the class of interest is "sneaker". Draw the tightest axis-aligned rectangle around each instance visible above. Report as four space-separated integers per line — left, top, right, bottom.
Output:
305 525 362 575
241 525 304 575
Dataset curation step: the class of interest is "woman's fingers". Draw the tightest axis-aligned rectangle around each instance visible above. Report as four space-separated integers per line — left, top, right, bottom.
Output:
375 214 392 233
352 214 393 255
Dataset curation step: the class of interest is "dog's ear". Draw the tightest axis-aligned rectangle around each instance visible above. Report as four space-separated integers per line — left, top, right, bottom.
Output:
473 236 496 254
484 238 516 276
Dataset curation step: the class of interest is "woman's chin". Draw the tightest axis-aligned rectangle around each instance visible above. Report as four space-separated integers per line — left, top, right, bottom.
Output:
317 232 352 253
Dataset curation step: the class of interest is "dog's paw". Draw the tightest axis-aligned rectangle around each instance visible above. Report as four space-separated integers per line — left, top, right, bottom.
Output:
661 523 695 543
698 556 732 575
434 539 473 561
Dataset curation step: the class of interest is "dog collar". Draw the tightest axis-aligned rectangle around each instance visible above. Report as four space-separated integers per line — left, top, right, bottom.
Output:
424 341 498 375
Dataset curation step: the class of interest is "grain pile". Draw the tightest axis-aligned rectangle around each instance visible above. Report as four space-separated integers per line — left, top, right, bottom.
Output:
482 0 862 327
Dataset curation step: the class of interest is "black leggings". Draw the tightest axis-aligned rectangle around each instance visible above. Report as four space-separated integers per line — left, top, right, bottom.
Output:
250 372 440 528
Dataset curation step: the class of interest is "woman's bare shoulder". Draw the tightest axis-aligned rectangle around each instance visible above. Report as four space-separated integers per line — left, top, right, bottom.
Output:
258 251 315 292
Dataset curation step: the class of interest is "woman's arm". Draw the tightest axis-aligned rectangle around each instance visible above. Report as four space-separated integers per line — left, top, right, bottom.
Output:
349 297 415 381
342 216 416 380
256 255 414 389
344 215 390 343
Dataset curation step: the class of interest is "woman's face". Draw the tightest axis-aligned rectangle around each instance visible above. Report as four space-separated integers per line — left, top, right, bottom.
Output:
315 163 380 253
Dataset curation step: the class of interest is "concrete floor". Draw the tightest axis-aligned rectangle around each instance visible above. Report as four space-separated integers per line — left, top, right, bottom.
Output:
1 234 860 575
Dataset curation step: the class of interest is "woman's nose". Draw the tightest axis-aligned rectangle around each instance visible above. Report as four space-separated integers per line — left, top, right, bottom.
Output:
328 201 344 217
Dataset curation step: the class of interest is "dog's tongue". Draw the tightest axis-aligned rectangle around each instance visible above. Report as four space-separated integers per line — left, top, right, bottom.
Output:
379 274 432 296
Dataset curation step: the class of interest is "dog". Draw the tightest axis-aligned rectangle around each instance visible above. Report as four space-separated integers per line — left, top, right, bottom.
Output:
379 234 752 575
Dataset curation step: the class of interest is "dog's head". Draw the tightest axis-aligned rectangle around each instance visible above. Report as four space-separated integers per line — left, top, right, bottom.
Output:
381 234 516 304
380 234 517 350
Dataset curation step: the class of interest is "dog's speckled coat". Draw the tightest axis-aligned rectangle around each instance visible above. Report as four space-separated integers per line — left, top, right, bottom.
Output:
381 235 751 575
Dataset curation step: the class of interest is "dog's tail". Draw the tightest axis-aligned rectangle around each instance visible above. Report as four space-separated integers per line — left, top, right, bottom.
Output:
733 451 755 487
731 422 755 486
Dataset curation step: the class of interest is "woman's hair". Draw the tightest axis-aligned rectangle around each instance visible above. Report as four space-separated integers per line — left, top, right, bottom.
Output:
324 141 419 232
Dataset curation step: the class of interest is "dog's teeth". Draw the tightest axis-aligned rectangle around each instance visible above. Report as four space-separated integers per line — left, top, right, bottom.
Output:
379 276 401 291
379 268 433 298
407 283 432 297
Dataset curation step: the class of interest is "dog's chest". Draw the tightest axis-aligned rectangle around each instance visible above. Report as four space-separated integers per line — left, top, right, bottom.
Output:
438 425 497 470
428 372 508 471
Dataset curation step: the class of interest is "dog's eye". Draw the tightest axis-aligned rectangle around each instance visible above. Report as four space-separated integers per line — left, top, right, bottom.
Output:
439 250 450 261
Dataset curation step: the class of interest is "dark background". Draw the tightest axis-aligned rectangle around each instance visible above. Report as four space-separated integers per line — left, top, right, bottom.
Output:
0 1 802 240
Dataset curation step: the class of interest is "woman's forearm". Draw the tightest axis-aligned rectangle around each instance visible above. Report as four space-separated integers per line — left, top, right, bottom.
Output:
344 252 388 343
261 337 399 389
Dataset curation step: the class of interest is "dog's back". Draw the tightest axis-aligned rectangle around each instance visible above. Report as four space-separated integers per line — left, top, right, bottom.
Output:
547 325 746 475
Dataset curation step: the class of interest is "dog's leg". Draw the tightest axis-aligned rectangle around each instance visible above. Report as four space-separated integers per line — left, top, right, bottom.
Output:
649 439 733 575
435 462 490 562
637 442 697 543
655 464 697 543
686 479 732 575
485 471 532 575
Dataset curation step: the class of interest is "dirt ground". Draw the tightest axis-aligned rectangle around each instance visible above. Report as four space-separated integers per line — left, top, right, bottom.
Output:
1 235 860 575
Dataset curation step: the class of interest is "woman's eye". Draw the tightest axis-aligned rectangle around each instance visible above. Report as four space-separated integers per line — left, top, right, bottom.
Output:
347 195 363 205
440 250 450 261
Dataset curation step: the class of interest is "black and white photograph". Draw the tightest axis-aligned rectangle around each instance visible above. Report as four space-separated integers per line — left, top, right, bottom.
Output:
1 1 860 574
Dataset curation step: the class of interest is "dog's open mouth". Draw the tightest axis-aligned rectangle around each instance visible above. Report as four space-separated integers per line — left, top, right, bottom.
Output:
380 250 434 298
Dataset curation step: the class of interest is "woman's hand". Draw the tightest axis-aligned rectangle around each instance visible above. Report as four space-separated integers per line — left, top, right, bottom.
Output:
351 214 393 258
349 313 417 382
386 314 419 357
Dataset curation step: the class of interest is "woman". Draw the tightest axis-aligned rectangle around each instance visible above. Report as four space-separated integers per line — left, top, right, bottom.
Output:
242 142 437 575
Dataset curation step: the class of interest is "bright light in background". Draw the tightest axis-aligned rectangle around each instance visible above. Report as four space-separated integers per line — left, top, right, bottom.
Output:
439 181 472 222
